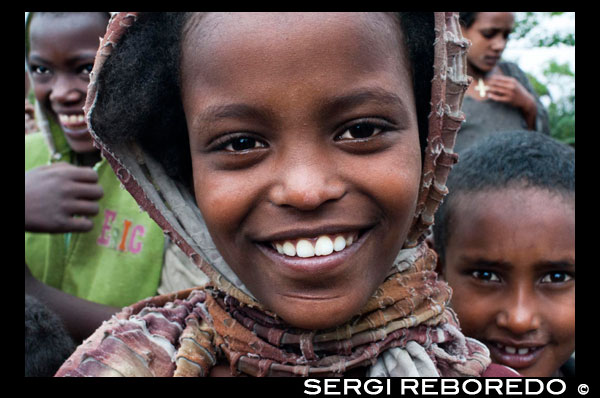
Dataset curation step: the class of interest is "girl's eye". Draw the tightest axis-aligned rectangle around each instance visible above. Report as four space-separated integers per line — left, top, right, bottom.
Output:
80 64 94 75
31 65 50 75
472 270 500 282
221 136 267 152
541 272 573 284
337 122 384 140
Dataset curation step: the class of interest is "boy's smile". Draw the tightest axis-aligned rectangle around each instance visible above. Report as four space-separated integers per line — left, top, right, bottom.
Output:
180 12 421 330
441 188 575 376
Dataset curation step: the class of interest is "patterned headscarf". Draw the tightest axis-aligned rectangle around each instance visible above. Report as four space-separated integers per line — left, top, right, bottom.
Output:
56 12 490 377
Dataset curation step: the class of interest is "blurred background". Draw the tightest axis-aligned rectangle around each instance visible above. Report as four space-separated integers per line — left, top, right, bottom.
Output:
503 12 575 147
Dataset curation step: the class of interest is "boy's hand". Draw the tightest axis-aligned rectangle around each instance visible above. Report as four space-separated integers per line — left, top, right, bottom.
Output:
25 162 103 233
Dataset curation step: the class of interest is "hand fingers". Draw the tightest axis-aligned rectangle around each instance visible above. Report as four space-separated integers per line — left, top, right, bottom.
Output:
50 162 100 183
67 166 100 183
67 199 100 217
63 216 95 233
71 181 104 200
487 92 509 102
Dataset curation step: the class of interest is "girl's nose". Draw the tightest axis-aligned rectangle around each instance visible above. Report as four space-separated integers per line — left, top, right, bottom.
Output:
490 35 508 53
495 286 541 335
268 152 346 211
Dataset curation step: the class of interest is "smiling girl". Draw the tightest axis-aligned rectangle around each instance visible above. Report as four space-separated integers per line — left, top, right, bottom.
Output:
55 12 517 377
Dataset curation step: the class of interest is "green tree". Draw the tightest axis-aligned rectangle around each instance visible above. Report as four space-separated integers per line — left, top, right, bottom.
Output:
513 12 575 146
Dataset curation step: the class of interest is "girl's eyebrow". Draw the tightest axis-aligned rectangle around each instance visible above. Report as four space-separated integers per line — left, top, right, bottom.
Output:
192 103 277 130
192 87 409 130
319 87 408 120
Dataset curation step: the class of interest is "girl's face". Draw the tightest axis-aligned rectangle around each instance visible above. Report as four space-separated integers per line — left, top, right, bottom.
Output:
461 12 515 74
441 188 575 377
181 12 422 330
28 13 108 153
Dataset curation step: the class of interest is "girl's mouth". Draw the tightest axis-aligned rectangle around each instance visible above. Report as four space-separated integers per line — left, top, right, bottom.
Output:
270 231 359 258
256 228 371 275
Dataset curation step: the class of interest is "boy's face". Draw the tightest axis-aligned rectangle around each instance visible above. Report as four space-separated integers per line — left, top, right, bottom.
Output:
461 12 515 73
28 13 107 153
441 188 575 377
181 12 421 330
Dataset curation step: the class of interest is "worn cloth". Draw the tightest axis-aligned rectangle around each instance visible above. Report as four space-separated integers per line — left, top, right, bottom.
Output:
56 244 494 377
455 61 550 154
54 12 505 377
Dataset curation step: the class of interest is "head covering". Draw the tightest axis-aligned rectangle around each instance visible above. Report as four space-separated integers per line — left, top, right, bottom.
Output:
56 12 491 377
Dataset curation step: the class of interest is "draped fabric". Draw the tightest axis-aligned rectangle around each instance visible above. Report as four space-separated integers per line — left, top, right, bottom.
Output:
56 243 491 377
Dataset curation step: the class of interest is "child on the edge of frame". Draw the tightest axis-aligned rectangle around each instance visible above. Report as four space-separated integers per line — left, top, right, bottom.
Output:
54 12 520 377
24 12 169 344
433 130 575 377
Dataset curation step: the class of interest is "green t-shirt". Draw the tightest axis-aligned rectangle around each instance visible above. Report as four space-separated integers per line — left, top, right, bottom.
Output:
25 132 164 307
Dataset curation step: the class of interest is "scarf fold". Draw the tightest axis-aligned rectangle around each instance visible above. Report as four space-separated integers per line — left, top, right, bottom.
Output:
55 243 490 377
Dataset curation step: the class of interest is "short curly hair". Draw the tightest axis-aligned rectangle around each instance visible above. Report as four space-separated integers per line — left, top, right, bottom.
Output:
92 12 435 189
432 130 575 265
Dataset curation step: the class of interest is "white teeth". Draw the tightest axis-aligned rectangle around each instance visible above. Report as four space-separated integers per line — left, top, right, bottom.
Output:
273 233 358 258
59 114 85 125
296 239 315 258
495 343 533 355
282 242 296 256
333 236 346 252
315 236 334 256
275 243 284 254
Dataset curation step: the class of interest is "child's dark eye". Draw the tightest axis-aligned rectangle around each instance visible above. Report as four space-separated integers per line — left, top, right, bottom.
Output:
337 122 385 141
541 272 573 284
219 136 267 152
472 270 500 282
31 65 50 75
79 64 94 75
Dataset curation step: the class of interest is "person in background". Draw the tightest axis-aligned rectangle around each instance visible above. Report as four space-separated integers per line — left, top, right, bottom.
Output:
25 12 166 345
433 130 575 377
455 12 550 154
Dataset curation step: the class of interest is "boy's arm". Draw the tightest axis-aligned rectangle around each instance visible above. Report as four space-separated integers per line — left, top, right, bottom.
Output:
25 263 120 343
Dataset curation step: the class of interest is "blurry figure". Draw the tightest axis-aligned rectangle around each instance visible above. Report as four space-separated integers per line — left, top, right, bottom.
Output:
455 12 550 154
25 294 76 377
25 12 166 345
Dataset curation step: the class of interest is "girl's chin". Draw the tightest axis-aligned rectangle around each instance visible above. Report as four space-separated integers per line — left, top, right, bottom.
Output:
262 287 372 330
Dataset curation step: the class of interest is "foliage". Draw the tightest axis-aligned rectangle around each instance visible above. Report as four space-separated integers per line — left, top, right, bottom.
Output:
514 12 575 147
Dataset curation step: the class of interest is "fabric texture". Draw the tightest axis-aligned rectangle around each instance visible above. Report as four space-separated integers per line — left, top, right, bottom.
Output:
24 12 165 307
454 61 550 154
56 244 492 377
54 12 499 377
